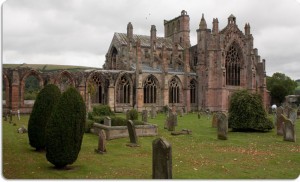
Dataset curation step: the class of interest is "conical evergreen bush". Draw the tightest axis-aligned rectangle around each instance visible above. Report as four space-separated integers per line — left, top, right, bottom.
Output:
28 84 61 150
45 87 86 168
228 90 273 131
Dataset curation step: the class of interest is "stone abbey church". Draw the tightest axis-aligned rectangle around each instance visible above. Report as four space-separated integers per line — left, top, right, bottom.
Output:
3 10 269 114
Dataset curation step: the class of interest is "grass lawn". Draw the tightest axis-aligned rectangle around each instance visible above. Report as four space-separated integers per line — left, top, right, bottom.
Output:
2 113 300 179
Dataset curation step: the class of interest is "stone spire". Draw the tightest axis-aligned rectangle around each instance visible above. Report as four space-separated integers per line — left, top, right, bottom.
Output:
212 18 219 34
228 14 236 25
127 22 133 40
244 23 250 35
199 14 207 29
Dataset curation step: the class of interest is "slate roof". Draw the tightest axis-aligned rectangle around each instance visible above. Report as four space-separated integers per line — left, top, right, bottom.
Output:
114 33 184 50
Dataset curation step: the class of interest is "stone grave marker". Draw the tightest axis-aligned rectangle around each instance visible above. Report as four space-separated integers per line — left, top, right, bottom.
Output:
152 137 172 179
142 110 148 123
282 116 296 142
197 112 201 119
217 112 228 140
104 116 111 126
276 107 284 135
289 109 297 124
212 113 217 128
151 105 157 119
95 129 107 154
167 112 177 131
17 125 27 134
17 110 20 121
9 110 12 123
126 120 139 147
179 108 184 117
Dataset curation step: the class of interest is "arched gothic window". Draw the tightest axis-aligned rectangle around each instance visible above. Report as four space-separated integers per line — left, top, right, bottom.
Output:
169 77 180 103
190 79 197 104
225 43 241 86
91 73 106 104
111 47 118 70
117 75 130 103
143 76 157 103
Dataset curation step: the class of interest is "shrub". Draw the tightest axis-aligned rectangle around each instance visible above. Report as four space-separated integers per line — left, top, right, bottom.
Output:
127 109 138 120
45 87 86 168
228 90 274 131
28 84 61 150
85 119 94 133
92 104 114 116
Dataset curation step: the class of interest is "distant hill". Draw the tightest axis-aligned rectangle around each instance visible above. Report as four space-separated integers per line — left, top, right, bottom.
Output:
2 64 100 72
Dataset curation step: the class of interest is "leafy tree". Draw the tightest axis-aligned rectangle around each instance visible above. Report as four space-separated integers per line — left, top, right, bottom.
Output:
267 72 297 104
46 87 86 168
28 84 61 150
228 90 274 131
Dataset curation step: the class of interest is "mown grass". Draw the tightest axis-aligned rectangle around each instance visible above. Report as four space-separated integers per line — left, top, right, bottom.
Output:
2 113 300 179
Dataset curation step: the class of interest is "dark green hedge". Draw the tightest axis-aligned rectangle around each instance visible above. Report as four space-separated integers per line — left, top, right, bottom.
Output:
28 84 61 150
45 87 86 168
92 104 114 116
228 90 274 131
127 109 138 120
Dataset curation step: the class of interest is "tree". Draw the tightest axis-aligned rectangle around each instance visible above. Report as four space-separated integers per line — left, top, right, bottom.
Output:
228 90 273 131
28 84 61 150
267 72 297 105
45 87 86 168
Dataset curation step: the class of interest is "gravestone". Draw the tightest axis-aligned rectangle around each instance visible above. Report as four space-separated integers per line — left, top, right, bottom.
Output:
17 110 20 121
197 112 201 119
171 129 192 135
167 112 177 131
95 129 107 154
282 116 296 142
152 137 172 179
211 113 217 128
142 110 148 123
9 110 12 123
126 120 139 147
104 116 111 126
179 108 184 117
217 112 228 140
151 105 157 119
17 125 27 134
288 109 297 124
276 107 284 135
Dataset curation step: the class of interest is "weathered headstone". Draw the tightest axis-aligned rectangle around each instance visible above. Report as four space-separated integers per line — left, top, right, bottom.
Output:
211 113 217 128
17 110 20 121
17 125 27 134
171 129 192 135
152 137 172 179
151 105 157 119
179 108 184 117
142 110 148 123
197 112 201 119
217 112 228 140
126 120 139 147
282 116 296 142
95 129 107 154
276 107 284 135
167 112 177 131
288 109 297 124
104 116 111 126
9 110 13 123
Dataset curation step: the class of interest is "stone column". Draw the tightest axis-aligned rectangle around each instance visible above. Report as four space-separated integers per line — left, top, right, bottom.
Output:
10 70 20 113
108 86 115 112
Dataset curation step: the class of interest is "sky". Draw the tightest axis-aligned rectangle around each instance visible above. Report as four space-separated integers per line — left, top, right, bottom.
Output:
2 0 300 80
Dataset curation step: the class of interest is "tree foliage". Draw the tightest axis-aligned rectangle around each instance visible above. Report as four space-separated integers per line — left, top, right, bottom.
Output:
28 84 61 150
267 72 297 104
228 90 274 131
46 87 86 168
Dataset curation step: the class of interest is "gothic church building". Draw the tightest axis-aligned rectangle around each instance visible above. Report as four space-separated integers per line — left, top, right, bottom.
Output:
103 10 269 112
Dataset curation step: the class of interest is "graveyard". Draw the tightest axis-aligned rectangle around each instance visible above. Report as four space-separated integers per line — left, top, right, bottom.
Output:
2 111 300 179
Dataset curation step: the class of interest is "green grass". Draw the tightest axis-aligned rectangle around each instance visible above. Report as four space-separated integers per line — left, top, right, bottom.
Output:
2 113 300 179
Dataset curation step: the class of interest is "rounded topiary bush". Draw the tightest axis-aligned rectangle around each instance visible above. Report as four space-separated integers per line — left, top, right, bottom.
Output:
127 109 138 120
228 90 274 131
45 87 86 168
28 84 61 150
92 104 114 116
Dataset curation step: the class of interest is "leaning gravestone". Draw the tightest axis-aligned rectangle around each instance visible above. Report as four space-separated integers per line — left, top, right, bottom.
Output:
211 113 217 128
276 107 284 135
216 112 228 140
126 120 139 147
95 129 107 154
152 137 172 179
282 115 296 142
104 116 111 126
142 110 148 123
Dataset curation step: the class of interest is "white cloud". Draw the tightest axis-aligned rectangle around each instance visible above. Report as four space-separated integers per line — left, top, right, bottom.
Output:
3 0 300 80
